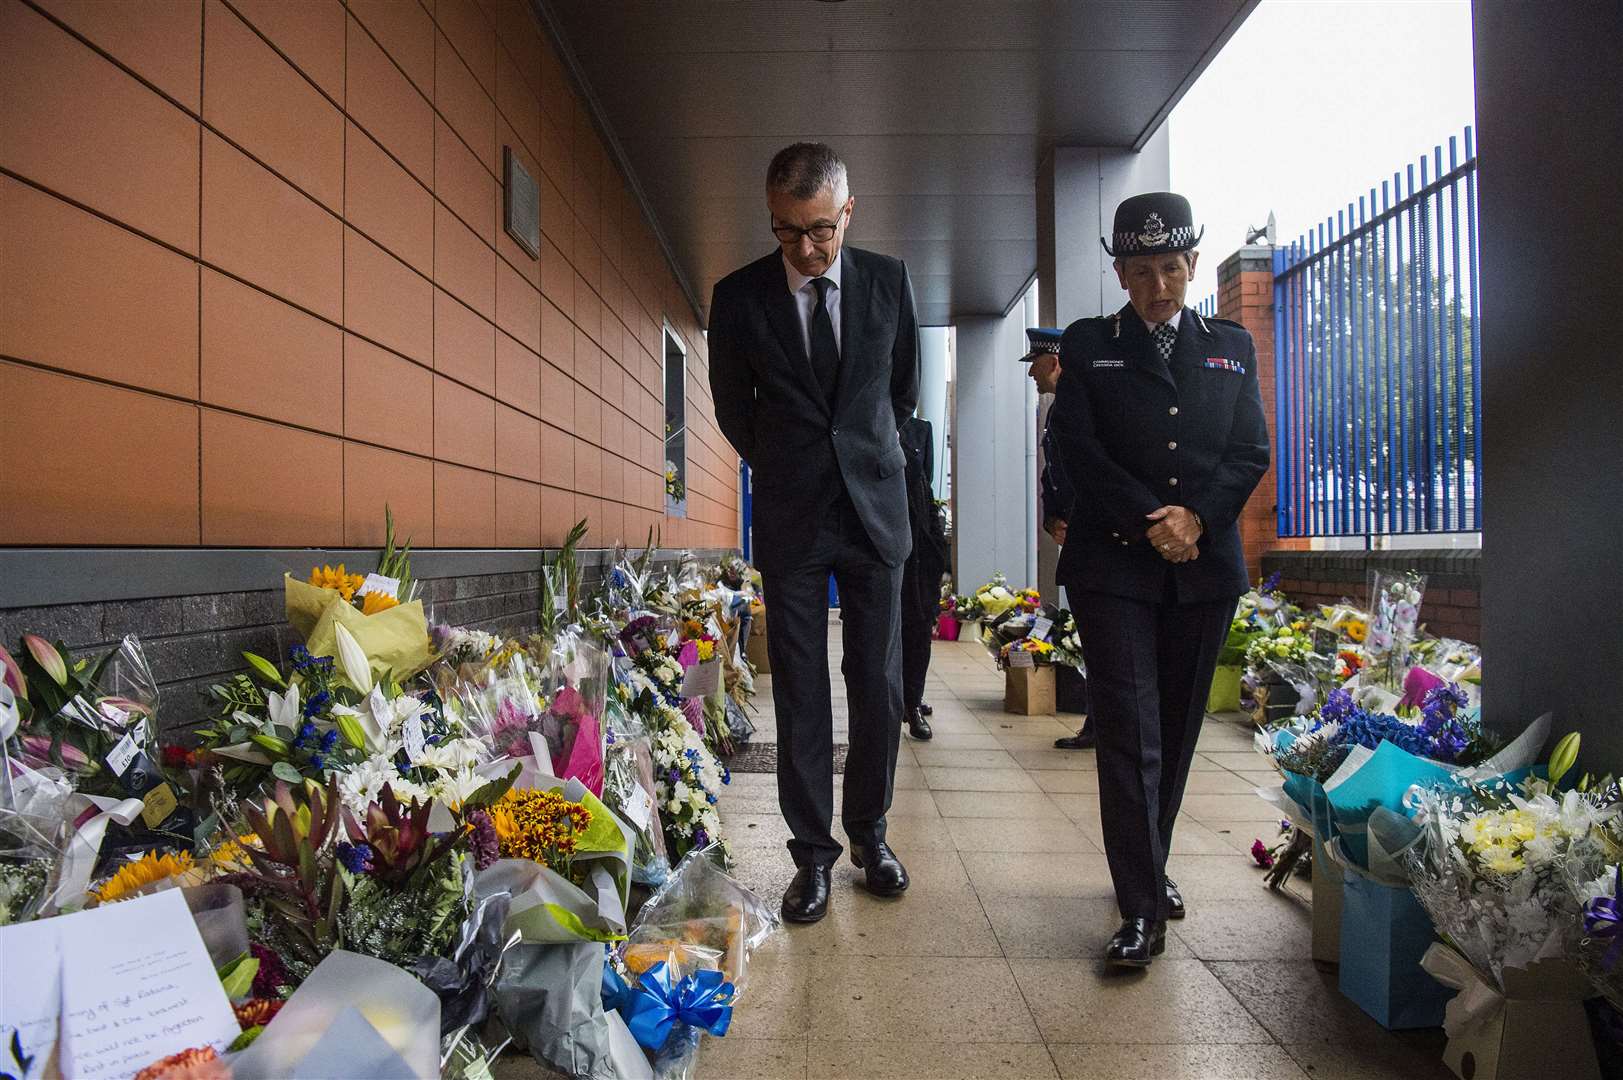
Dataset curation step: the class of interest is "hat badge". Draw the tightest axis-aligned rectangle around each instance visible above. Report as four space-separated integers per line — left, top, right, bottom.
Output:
1138 212 1170 248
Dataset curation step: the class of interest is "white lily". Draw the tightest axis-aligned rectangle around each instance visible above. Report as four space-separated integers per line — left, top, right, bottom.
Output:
334 622 373 694
265 684 301 730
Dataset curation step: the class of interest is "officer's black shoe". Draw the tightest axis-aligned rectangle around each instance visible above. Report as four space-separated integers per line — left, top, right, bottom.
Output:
1054 727 1097 750
781 864 833 924
1105 917 1167 968
918 700 934 716
1166 878 1186 919
905 707 933 741
850 841 910 896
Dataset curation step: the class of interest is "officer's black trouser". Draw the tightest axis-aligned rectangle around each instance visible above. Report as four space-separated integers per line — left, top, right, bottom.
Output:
899 549 940 712
1069 588 1237 922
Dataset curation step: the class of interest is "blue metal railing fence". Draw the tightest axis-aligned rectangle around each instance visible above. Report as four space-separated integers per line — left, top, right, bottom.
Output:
1273 126 1480 538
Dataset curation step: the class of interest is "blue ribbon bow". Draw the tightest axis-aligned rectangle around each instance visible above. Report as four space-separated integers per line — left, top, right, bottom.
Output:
1584 866 1623 971
602 960 734 1049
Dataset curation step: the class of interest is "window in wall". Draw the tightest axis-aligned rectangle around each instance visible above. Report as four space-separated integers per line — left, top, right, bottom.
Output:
663 325 687 516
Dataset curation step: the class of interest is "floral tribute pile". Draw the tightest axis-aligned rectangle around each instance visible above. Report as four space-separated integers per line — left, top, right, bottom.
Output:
0 515 778 1080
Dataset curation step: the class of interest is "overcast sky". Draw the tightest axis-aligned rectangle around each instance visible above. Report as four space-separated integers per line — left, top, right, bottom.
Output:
1170 0 1477 303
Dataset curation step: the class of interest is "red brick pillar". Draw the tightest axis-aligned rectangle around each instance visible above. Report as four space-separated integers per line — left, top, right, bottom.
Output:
1214 246 1309 580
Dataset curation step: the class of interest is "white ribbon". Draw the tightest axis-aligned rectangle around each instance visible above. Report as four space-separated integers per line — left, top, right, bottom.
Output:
46 791 147 913
1421 941 1504 1038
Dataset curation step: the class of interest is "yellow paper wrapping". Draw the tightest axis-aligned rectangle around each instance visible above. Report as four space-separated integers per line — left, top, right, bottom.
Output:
283 575 434 682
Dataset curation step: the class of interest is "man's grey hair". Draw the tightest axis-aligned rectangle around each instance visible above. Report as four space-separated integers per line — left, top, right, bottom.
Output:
766 142 849 203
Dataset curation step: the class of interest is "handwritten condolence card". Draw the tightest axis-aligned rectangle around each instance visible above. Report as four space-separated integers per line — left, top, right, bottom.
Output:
1 888 240 1080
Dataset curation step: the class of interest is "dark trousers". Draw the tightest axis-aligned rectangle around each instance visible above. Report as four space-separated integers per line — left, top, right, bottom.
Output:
1069 588 1237 921
899 551 939 712
762 493 904 868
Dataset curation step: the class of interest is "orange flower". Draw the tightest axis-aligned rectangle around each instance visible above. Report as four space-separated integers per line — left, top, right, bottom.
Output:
133 1047 226 1080
309 564 366 602
359 590 400 615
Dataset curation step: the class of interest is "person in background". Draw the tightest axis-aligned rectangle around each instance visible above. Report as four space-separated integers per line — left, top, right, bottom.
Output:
899 415 948 741
1047 192 1269 968
1028 328 1095 751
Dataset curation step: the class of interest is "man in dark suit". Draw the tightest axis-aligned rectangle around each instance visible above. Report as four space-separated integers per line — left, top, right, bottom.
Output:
708 143 920 924
899 415 947 742
1048 192 1269 967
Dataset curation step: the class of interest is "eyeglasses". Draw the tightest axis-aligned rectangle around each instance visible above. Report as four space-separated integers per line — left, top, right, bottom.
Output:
771 205 848 245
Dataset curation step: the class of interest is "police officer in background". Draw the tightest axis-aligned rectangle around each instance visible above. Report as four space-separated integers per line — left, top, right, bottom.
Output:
1047 192 1269 968
1027 329 1094 750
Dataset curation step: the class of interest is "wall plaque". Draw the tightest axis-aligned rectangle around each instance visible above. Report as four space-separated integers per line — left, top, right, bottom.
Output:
503 145 541 259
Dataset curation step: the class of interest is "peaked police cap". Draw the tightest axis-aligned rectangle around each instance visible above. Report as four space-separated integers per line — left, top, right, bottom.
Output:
1101 191 1204 257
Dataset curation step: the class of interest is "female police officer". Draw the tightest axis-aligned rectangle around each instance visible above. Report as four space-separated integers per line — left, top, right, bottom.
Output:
1046 192 1269 968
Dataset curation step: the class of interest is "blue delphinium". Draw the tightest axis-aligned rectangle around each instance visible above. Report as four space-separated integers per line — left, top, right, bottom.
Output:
336 841 374 874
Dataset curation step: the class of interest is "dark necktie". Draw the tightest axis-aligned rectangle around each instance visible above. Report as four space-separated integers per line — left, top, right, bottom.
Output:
1152 320 1177 364
809 277 840 404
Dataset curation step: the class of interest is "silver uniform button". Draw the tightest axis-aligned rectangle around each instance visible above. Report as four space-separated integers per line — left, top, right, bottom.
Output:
1169 406 1179 415
1168 441 1178 450
1169 477 1179 486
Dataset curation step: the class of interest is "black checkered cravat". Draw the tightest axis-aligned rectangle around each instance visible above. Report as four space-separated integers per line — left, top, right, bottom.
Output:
1152 320 1177 363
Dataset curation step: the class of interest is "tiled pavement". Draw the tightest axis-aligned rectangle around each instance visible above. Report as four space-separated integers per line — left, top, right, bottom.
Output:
703 627 1452 1080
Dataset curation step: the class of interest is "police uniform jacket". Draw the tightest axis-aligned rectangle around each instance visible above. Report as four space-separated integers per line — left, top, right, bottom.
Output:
1048 305 1269 605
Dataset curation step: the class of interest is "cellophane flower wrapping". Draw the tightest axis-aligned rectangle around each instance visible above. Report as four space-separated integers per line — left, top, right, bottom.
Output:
1366 570 1426 690
1404 778 1616 990
451 652 549 763
603 673 672 887
613 844 781 1079
542 628 609 796
1570 858 1623 1012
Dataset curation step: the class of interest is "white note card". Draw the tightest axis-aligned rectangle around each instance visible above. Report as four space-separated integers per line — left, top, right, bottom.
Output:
356 573 400 600
1010 649 1036 669
0 920 61 1080
1030 617 1054 642
623 782 655 831
59 889 241 1079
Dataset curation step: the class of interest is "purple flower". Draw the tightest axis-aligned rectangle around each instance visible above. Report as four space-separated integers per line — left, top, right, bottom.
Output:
1261 571 1282 594
250 943 289 997
337 841 375 874
694 829 708 847
467 810 499 870
320 728 339 752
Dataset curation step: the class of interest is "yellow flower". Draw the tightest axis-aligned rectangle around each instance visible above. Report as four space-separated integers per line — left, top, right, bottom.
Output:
207 833 261 871
309 564 366 602
359 591 400 615
1344 619 1368 643
94 850 195 904
695 640 716 662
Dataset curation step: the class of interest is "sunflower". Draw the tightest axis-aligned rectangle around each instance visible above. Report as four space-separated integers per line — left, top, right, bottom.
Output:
207 832 262 871
309 563 366 602
1344 618 1368 643
359 590 400 615
93 850 195 904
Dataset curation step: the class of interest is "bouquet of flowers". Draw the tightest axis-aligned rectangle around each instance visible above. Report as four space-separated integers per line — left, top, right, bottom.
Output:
284 511 434 687
649 699 728 862
1367 570 1426 688
980 603 1083 670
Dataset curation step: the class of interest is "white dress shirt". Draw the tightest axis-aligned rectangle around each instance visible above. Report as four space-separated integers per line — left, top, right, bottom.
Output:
783 249 843 359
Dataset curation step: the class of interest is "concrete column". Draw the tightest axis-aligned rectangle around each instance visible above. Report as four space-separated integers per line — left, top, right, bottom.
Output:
1034 131 1171 600
951 310 1035 594
917 325 951 495
1473 0 1623 760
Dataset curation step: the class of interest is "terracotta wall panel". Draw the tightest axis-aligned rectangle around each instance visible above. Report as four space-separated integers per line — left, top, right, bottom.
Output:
0 362 199 544
540 423 573 490
346 122 433 275
435 201 497 320
347 0 433 99
495 404 541 482
1 178 198 398
204 1 342 210
33 0 201 110
495 334 542 417
345 227 432 364
436 0 496 96
435 115 496 245
201 409 343 545
228 0 345 102
494 42 540 164
495 475 541 547
343 442 434 547
345 12 432 184
1 1 200 252
435 30 497 174
496 259 542 354
344 334 433 457
202 268 340 430
202 132 341 320
435 289 497 396
434 462 496 547
434 375 496 471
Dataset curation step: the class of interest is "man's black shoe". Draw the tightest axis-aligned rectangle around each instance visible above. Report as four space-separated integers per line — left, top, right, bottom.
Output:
1054 727 1096 750
849 841 909 896
1166 877 1186 919
781 864 833 923
918 701 934 716
1105 917 1167 968
905 707 933 741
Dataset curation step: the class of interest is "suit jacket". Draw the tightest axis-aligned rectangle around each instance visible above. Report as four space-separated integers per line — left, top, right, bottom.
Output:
709 246 921 574
1048 305 1269 604
1039 420 1074 529
901 416 948 575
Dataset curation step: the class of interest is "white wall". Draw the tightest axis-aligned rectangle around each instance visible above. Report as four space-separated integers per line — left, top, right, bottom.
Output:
917 325 951 496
